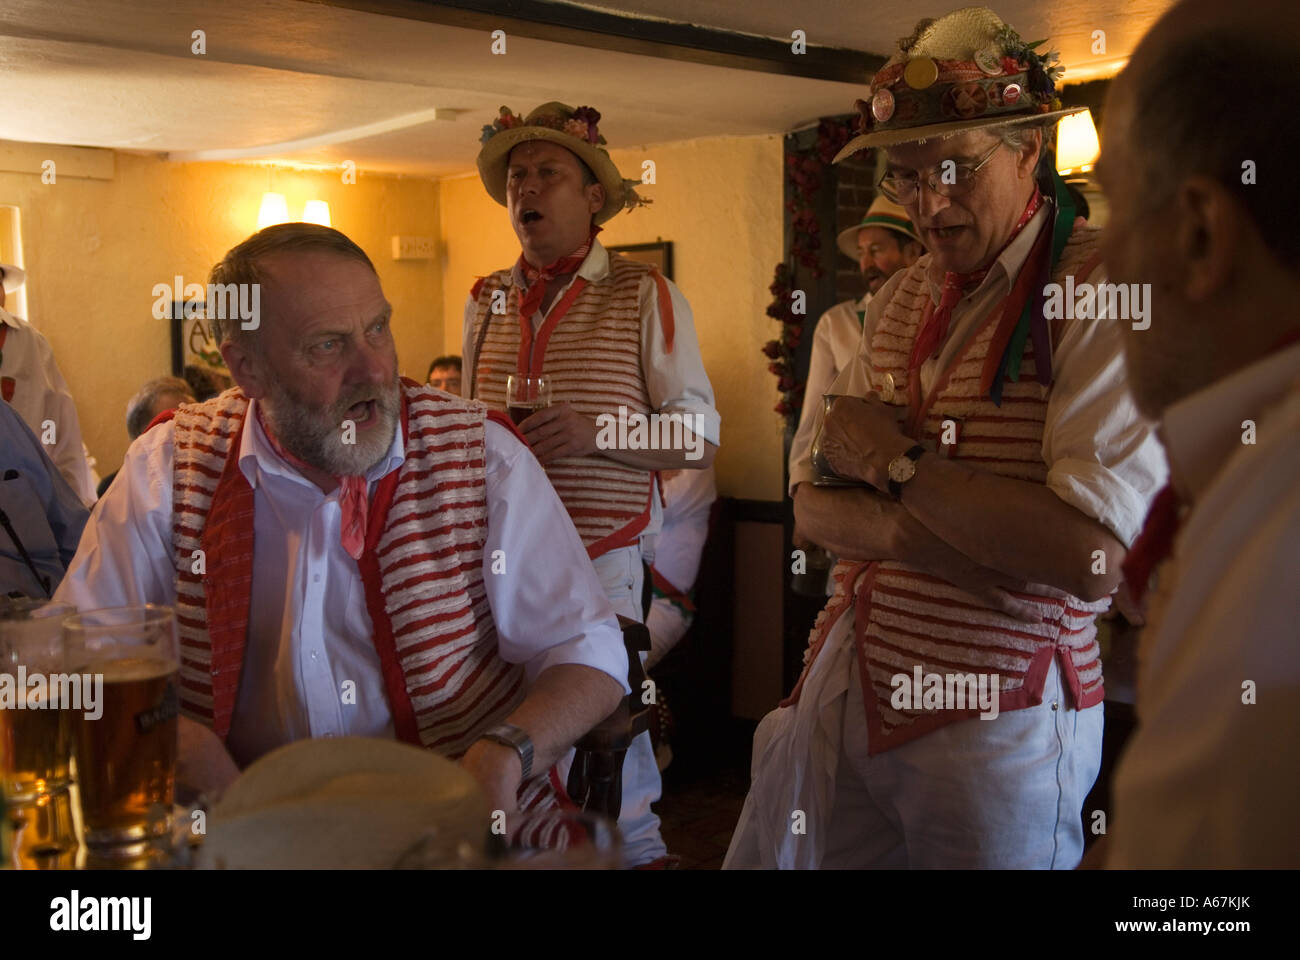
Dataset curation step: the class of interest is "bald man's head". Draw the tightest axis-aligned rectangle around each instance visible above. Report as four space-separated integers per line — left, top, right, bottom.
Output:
1108 0 1300 267
1099 0 1300 419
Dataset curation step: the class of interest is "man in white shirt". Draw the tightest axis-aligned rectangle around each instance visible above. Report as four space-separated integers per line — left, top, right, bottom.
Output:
726 7 1166 869
464 102 720 865
55 224 628 826
1097 0 1300 868
0 263 98 507
790 197 922 560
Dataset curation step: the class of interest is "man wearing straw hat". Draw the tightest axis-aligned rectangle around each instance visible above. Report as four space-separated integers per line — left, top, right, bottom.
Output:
790 197 923 546
465 102 720 867
726 7 1166 869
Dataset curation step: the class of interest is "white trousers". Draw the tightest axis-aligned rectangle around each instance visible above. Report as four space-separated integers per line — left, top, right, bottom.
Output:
725 603 1103 869
556 544 667 867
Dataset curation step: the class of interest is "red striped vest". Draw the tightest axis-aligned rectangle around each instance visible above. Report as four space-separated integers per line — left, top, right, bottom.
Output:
788 218 1110 754
168 381 567 827
469 251 660 558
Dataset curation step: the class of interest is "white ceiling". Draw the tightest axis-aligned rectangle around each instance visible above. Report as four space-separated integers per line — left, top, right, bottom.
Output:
0 0 1173 177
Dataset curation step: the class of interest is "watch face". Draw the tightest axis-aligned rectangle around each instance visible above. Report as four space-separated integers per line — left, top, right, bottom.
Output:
889 456 917 484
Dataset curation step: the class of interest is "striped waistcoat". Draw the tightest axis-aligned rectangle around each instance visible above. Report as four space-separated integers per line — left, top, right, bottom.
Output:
169 382 566 821
469 253 659 558
789 219 1110 754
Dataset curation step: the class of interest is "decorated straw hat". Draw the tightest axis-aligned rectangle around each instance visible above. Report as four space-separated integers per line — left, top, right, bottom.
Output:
836 195 921 258
477 101 649 224
0 262 25 293
834 6 1086 161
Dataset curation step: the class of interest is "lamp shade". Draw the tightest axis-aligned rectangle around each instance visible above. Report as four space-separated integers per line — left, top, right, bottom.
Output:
302 200 331 227
257 192 290 230
1056 110 1100 175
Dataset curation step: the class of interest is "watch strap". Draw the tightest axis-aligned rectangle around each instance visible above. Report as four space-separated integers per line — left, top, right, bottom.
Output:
888 444 926 499
479 723 534 781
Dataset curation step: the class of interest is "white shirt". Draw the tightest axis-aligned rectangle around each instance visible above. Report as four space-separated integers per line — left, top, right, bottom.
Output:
646 466 716 668
462 240 721 543
54 402 630 768
0 308 98 507
790 209 1167 547
1109 341 1300 868
788 295 870 493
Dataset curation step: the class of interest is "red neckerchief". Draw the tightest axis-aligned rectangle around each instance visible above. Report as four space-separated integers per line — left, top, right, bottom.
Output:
516 225 601 322
254 403 369 561
909 188 1043 372
1121 484 1182 604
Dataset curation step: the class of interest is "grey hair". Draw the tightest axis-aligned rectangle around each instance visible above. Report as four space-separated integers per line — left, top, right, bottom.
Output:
207 223 376 346
126 376 194 439
999 122 1053 177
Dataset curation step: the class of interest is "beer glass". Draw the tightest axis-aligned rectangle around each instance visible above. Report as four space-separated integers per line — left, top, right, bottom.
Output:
63 605 179 855
505 375 552 427
0 601 77 804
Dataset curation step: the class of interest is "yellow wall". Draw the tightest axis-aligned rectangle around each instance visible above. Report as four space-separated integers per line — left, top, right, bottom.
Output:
4 133 787 501
0 142 442 478
439 134 786 502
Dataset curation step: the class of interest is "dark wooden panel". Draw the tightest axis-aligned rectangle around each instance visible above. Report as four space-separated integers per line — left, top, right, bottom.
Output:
307 0 884 82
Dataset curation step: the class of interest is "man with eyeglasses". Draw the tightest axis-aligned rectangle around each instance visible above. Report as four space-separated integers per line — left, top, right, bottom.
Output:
729 7 1165 869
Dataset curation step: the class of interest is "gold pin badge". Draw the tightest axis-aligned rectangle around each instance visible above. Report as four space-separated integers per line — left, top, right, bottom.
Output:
880 372 896 402
903 56 939 90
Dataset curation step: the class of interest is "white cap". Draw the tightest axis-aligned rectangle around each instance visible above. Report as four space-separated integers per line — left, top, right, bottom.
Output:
0 263 25 293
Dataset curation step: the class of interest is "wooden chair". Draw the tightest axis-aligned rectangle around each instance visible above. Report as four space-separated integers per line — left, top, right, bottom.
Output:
566 615 651 818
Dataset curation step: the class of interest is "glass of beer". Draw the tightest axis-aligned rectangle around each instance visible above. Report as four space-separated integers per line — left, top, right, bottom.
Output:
63 605 179 856
0 600 78 804
505 375 552 426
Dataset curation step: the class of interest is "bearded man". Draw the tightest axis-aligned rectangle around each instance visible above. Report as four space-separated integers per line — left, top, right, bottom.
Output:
56 224 628 830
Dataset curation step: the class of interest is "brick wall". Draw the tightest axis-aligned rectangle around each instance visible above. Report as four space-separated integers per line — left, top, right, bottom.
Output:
833 150 877 303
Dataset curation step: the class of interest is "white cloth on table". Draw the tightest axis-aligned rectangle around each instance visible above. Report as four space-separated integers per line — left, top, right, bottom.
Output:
1109 341 1300 868
0 307 97 507
54 401 629 769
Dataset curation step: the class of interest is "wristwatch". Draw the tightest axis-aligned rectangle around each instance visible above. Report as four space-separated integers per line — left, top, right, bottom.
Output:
478 723 534 781
887 444 926 499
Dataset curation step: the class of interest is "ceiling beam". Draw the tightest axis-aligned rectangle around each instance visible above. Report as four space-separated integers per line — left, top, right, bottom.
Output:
303 0 883 84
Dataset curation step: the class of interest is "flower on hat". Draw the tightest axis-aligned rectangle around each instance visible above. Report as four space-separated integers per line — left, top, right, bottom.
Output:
480 106 525 144
571 106 603 145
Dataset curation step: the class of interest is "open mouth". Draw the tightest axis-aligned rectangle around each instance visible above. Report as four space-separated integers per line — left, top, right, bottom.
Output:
345 399 376 424
520 209 543 224
927 225 967 241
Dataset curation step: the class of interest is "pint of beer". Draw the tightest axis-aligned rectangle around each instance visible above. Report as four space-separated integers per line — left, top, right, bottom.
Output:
0 602 77 803
63 606 179 854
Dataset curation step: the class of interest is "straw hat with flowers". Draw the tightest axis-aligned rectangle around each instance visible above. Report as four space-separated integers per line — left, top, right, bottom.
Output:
834 6 1086 160
477 102 649 224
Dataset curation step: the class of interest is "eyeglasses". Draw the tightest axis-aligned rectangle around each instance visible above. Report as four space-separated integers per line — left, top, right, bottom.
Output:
876 143 1002 205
